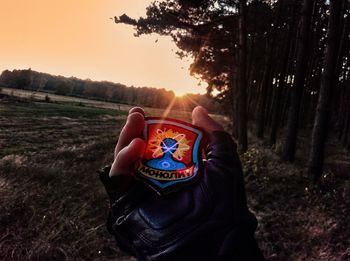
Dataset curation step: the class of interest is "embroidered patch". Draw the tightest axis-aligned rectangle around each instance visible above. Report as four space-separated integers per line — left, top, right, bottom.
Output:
136 117 206 195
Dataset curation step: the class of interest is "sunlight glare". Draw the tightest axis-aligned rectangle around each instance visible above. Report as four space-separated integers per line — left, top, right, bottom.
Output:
161 96 177 119
173 89 188 97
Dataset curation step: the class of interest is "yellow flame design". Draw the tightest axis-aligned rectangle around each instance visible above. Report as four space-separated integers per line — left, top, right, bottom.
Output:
148 128 190 160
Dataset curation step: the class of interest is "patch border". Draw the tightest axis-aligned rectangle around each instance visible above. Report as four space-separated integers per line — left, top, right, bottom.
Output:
136 117 206 195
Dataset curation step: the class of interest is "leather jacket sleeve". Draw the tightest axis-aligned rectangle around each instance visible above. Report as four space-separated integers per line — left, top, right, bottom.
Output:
99 131 264 261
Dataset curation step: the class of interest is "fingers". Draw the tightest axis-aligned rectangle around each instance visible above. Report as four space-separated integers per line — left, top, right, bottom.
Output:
192 106 239 165
128 107 145 116
192 106 224 133
114 108 145 157
110 138 145 177
111 107 145 177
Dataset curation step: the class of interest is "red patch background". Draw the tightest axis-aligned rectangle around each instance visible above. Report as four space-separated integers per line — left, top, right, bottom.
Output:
143 123 198 166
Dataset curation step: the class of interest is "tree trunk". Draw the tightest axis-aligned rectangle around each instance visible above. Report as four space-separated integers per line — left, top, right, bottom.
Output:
283 0 315 162
270 19 295 145
308 0 343 181
237 0 248 152
256 46 273 139
333 0 349 133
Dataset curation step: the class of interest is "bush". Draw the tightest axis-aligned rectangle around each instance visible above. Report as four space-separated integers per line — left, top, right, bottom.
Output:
45 94 51 103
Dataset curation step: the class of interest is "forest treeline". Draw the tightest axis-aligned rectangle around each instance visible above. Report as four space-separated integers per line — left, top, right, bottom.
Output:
116 0 350 181
0 69 219 112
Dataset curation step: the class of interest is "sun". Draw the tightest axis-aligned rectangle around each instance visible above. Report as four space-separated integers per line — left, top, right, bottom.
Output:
171 88 188 97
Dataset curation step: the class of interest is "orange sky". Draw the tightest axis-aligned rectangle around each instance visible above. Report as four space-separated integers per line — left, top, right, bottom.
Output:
0 0 207 96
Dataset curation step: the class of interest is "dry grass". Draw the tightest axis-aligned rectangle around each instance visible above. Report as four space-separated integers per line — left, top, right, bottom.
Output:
0 87 133 112
0 96 135 260
1 93 348 260
0 94 226 260
242 145 350 260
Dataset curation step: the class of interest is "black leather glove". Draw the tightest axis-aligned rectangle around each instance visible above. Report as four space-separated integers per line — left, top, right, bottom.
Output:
99 131 264 261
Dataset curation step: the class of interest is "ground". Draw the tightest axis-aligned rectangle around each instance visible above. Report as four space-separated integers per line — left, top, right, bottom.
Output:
0 96 130 260
242 144 350 260
0 91 349 260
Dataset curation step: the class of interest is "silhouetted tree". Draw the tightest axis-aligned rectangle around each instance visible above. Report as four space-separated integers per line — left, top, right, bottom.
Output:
237 0 248 151
283 0 315 162
308 0 344 181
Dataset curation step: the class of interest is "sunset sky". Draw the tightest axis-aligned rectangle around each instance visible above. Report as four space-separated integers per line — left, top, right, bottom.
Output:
0 0 207 96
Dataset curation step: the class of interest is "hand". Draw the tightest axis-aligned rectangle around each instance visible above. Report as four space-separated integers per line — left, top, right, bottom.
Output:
110 107 145 177
99 106 264 261
109 106 223 178
107 106 224 194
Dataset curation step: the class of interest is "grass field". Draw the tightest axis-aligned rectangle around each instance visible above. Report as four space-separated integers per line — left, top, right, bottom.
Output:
0 87 132 111
1 91 349 260
0 91 225 260
0 96 134 260
0 87 228 124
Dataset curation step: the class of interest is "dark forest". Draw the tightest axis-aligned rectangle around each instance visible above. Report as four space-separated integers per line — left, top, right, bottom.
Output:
115 0 350 181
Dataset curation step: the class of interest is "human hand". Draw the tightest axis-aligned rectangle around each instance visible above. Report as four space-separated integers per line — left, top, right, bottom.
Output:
107 106 224 193
110 107 145 177
99 106 263 261
109 106 223 178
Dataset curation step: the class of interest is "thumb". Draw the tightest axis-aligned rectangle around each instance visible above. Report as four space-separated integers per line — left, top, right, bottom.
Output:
110 138 145 177
192 106 237 164
192 106 224 133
